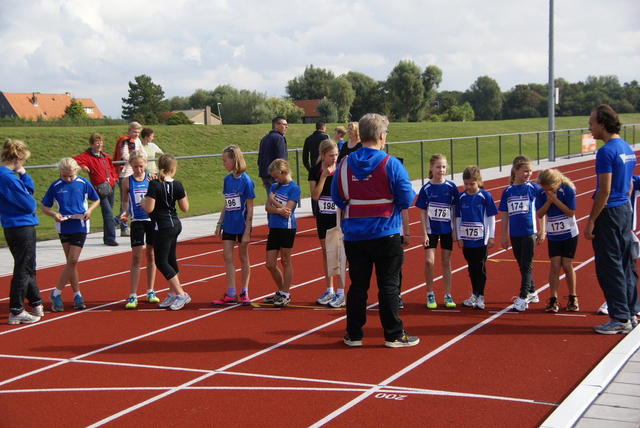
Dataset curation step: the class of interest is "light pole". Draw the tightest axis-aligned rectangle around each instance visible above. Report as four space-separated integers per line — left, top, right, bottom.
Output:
548 0 555 161
217 103 222 125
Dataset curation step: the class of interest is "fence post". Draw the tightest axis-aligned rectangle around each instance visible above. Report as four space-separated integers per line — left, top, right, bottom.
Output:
295 149 301 207
475 137 479 167
536 132 540 165
519 134 522 155
420 140 425 185
499 135 502 172
450 138 454 180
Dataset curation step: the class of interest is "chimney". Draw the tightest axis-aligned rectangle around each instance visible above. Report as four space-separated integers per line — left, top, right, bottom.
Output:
205 105 211 125
31 93 38 106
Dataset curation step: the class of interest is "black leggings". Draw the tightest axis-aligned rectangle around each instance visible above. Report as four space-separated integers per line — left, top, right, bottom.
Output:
154 223 182 280
462 245 488 297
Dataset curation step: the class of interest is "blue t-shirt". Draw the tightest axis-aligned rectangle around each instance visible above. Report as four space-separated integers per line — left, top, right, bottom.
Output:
498 181 541 237
41 176 99 234
455 189 498 248
267 180 300 229
415 179 459 235
535 184 578 241
128 173 151 222
594 137 636 208
222 172 256 234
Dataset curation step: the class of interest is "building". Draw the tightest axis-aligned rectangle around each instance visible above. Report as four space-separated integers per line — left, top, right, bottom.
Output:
0 92 104 120
292 99 322 124
170 106 221 125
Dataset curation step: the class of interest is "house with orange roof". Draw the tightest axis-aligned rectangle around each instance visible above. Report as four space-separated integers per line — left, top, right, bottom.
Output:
292 99 322 124
0 92 104 120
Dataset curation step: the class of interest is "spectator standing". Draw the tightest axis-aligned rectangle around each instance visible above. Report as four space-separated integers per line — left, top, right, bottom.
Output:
140 128 163 174
334 126 347 151
257 117 288 190
337 121 362 162
113 122 143 236
302 121 329 172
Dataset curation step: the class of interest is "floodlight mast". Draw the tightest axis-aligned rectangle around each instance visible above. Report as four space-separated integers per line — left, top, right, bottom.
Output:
548 0 555 162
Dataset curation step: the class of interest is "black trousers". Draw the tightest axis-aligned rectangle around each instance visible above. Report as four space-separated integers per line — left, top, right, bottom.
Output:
462 245 488 297
5 225 42 314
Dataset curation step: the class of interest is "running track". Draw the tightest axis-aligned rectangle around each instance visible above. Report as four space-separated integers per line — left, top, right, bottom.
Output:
0 156 637 427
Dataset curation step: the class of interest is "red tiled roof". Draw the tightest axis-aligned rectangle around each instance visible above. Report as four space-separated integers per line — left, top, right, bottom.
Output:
1 92 103 120
292 99 322 118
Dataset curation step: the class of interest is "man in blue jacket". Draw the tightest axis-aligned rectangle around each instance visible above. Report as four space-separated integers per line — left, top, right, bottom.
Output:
331 113 419 348
257 117 288 191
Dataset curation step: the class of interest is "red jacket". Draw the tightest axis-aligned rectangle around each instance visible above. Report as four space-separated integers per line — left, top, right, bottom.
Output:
73 149 118 188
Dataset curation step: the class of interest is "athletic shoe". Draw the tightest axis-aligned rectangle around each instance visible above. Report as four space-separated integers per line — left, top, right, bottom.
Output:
385 331 420 348
239 292 251 306
426 292 437 309
212 293 238 306
526 292 539 303
343 334 362 347
158 294 177 308
8 310 40 325
444 294 456 308
631 316 638 329
73 295 86 310
545 297 559 313
474 295 485 310
316 291 334 305
566 295 579 312
105 240 119 247
598 302 608 315
462 293 476 307
49 292 64 312
121 229 130 237
264 294 277 304
513 297 528 312
125 296 138 309
30 305 44 318
273 292 290 308
170 293 191 311
328 293 345 308
593 319 632 335
146 291 160 304
398 295 404 309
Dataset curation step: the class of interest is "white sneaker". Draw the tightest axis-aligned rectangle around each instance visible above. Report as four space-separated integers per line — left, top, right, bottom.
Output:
30 305 44 317
316 291 334 305
593 319 632 335
462 293 476 307
169 293 191 311
526 292 539 303
474 295 485 310
328 293 345 308
8 310 40 325
598 302 609 315
158 294 177 308
513 297 528 312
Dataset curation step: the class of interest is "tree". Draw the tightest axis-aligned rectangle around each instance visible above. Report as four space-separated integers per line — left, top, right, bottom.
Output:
64 99 88 119
385 60 425 121
422 65 443 109
285 65 335 100
446 102 475 122
188 89 216 109
465 76 502 120
502 85 545 119
121 75 169 124
345 71 379 121
165 112 193 125
316 98 338 123
168 96 189 111
329 76 355 122
255 97 303 124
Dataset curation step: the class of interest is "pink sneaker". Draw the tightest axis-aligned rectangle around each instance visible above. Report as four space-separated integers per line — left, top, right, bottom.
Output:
212 294 238 306
239 292 251 306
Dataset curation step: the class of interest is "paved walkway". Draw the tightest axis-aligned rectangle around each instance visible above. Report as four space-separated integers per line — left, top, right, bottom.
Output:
2 153 639 427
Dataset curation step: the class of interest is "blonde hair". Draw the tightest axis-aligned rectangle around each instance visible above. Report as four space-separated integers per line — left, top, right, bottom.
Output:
128 122 142 132
2 139 31 163
509 155 533 184
128 150 148 165
347 121 360 141
428 153 447 180
222 145 246 174
462 166 484 189
57 157 79 173
537 168 575 190
157 154 177 182
334 126 347 138
317 139 337 165
268 158 290 189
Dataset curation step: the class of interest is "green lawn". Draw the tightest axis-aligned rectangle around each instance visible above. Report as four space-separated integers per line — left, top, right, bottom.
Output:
1 113 639 245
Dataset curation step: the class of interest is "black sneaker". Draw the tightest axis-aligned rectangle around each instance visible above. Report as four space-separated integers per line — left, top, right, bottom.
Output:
398 295 404 309
545 297 559 313
273 292 290 307
343 334 362 347
385 331 419 348
566 295 579 312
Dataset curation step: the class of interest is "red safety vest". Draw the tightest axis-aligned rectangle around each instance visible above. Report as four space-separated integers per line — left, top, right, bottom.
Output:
339 155 394 219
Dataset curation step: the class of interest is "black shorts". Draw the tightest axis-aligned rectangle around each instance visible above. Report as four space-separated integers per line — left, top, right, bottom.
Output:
222 232 248 242
425 232 453 251
131 221 155 247
266 228 296 251
547 235 578 259
315 214 337 240
59 232 87 248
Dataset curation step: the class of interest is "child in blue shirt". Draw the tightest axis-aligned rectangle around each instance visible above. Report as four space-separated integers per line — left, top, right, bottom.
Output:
41 157 100 312
263 159 300 308
499 155 545 312
212 145 255 306
415 154 459 309
456 166 497 310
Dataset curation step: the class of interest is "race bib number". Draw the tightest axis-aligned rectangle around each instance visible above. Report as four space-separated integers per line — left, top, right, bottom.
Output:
318 196 336 214
547 215 571 236
460 221 484 240
225 192 241 211
133 188 146 205
428 202 451 222
274 193 289 206
507 196 529 215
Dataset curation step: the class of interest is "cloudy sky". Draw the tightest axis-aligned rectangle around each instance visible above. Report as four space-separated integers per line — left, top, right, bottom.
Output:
1 0 638 118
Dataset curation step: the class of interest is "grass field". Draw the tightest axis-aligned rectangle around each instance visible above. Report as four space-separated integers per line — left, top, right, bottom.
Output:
1 113 639 245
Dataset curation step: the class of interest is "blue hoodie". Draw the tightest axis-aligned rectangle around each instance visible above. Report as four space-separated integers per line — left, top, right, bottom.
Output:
331 147 415 241
0 166 39 228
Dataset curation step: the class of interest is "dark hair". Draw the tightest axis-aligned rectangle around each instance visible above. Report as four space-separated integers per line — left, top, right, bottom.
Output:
316 121 325 130
462 166 484 189
592 104 622 134
141 128 154 139
272 116 286 128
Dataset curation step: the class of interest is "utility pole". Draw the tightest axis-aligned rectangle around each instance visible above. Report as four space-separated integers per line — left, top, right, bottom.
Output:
548 0 555 161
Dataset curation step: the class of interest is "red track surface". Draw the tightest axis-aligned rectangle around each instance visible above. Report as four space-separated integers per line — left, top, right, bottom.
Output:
0 156 636 427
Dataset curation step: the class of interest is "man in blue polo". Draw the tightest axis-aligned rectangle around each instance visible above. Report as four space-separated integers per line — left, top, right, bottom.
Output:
584 104 638 334
331 113 418 348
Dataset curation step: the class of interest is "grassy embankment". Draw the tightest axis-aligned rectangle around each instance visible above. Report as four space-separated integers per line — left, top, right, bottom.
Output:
1 113 639 245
